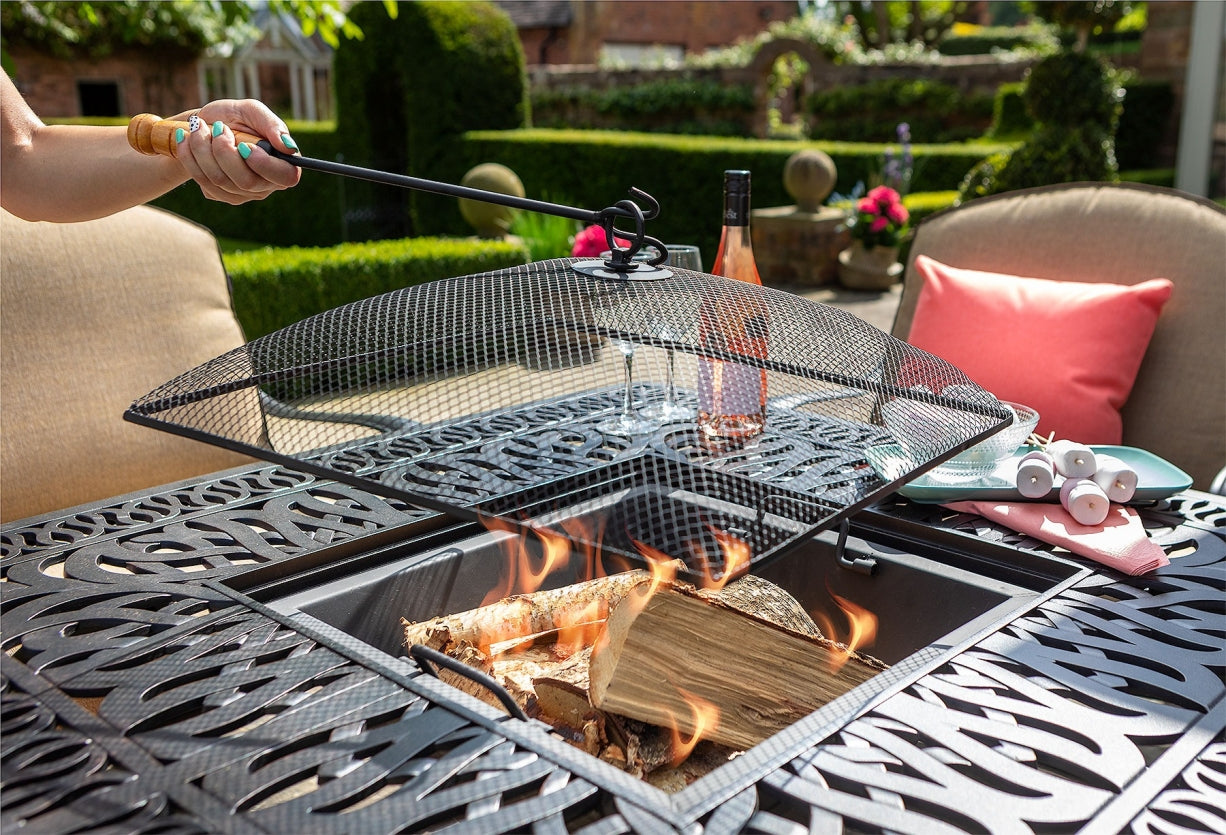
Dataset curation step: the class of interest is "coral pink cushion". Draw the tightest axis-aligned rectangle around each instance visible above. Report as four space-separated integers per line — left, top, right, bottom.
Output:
906 255 1172 444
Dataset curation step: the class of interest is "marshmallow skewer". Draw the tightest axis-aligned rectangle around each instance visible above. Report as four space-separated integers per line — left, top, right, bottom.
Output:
1016 450 1055 498
1093 454 1139 503
1047 440 1097 478
1060 477 1110 525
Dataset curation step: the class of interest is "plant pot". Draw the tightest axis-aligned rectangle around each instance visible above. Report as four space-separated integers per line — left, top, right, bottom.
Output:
837 242 903 291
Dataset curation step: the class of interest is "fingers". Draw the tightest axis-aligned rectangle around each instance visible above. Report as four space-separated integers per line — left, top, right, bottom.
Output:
176 100 301 204
200 99 298 154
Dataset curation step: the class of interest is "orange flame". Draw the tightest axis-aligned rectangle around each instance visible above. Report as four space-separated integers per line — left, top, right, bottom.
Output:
666 688 720 767
553 596 605 659
478 514 524 607
696 526 751 592
812 589 878 672
626 538 679 616
478 519 575 609
557 514 612 581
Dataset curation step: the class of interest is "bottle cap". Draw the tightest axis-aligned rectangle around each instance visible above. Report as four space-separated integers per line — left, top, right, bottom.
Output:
724 170 751 197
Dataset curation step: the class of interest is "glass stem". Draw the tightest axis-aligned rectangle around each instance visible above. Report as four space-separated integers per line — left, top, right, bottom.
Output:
665 349 677 405
621 352 635 416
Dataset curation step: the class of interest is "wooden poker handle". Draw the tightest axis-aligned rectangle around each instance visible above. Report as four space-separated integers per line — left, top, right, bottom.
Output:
127 113 264 159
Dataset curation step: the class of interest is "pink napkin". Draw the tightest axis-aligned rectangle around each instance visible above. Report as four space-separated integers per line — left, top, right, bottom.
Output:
944 500 1169 576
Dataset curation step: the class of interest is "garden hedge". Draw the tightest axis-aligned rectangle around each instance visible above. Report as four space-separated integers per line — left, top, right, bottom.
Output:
531 77 755 136
805 78 994 144
460 129 1007 259
224 236 528 339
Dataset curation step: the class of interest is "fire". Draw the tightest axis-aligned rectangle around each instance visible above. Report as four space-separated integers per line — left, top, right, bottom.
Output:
812 589 878 672
694 526 751 592
666 687 720 767
557 514 615 580
474 512 748 760
553 596 604 658
478 519 583 609
626 538 679 616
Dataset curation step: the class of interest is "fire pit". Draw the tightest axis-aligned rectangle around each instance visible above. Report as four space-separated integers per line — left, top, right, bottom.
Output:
234 507 1076 793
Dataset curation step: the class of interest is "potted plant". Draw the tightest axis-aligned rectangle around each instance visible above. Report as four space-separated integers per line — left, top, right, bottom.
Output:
838 184 909 290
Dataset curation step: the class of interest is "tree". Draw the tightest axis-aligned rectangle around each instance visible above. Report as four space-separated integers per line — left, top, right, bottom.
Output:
0 1 395 61
834 1 963 50
1022 0 1131 51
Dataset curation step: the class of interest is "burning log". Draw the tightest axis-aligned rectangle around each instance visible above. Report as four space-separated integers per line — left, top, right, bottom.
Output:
401 562 683 653
401 560 886 785
589 581 886 751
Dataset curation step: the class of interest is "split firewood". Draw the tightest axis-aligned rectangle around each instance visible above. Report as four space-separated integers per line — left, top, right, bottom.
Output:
402 561 684 653
531 648 594 727
696 573 824 639
589 582 887 751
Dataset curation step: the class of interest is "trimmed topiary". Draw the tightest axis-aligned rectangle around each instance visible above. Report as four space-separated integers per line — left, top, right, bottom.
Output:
1023 50 1120 129
334 1 528 240
959 50 1121 202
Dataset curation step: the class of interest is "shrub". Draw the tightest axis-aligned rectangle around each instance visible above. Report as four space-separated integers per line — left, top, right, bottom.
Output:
333 1 528 240
936 23 1059 56
985 75 1174 168
960 51 1120 201
986 82 1029 139
463 129 1006 261
531 78 754 136
224 237 529 339
804 78 993 143
1024 50 1120 129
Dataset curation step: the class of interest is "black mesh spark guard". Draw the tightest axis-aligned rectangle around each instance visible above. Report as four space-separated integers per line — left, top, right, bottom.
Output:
127 258 1010 572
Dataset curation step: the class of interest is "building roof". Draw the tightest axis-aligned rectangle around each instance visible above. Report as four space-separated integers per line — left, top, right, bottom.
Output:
494 0 572 29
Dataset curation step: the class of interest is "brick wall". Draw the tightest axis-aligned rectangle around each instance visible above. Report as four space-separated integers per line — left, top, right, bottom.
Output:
8 47 199 119
567 0 795 64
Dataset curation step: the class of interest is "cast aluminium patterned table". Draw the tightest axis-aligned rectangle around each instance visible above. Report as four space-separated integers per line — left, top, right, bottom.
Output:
2 459 1223 833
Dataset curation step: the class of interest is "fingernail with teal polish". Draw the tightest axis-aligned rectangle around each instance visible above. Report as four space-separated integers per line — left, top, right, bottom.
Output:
238 142 252 160
175 128 186 143
211 121 224 137
281 134 298 151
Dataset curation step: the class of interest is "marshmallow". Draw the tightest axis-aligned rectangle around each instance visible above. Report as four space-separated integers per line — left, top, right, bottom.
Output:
1047 440 1097 479
1093 454 1138 503
1060 477 1110 526
1016 450 1055 498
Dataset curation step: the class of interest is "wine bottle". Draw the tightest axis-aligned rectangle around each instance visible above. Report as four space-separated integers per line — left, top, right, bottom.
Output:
697 170 768 451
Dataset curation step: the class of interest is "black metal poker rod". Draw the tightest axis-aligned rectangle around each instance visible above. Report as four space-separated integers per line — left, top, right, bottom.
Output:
126 113 668 272
257 141 607 225
254 140 669 271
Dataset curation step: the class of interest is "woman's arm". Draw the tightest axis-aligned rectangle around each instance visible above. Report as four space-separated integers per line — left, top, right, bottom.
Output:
1 71 300 222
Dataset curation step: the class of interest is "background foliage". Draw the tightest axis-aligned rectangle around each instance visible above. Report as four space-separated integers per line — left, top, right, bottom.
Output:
960 50 1122 200
225 237 528 339
333 0 528 241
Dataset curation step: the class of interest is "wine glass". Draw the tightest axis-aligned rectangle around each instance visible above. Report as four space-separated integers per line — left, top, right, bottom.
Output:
596 247 658 437
598 337 655 436
642 245 702 422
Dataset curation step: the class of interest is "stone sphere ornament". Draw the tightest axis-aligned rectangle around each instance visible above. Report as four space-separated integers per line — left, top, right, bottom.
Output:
783 149 836 213
459 163 525 237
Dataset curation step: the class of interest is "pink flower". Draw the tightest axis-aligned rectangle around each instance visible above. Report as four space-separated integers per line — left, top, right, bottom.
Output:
870 216 889 233
571 225 630 258
857 197 878 215
866 185 900 204
887 202 909 224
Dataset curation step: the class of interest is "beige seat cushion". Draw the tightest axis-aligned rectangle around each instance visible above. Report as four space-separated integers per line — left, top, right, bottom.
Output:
893 182 1226 490
1 205 253 523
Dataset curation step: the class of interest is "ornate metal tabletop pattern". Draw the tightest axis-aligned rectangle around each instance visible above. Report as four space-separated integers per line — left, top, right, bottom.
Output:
3 456 1224 832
